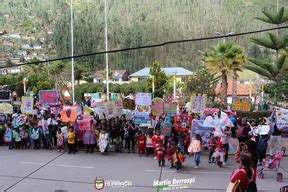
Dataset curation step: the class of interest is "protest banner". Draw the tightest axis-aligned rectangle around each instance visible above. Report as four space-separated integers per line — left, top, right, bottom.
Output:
133 111 151 125
39 90 59 106
151 102 164 116
164 102 177 115
0 103 13 114
94 102 107 119
123 98 136 110
77 114 92 131
190 119 211 144
21 96 34 114
231 98 251 111
191 95 206 113
275 107 288 129
135 92 152 106
114 99 123 117
123 109 133 120
161 121 172 137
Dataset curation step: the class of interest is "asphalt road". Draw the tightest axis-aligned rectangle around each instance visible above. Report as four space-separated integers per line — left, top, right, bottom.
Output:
0 147 287 192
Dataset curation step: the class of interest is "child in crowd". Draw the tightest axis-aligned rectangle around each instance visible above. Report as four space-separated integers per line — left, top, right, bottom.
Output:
56 129 64 152
31 125 40 149
67 126 76 154
146 131 154 156
208 134 216 163
257 134 269 165
113 135 122 153
152 130 165 159
173 147 185 170
136 130 145 156
156 139 165 167
98 129 109 155
21 127 29 149
212 144 226 168
166 142 177 168
188 134 202 169
13 128 21 149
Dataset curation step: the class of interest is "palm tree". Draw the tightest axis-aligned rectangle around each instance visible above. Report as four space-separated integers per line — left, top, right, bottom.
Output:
204 42 246 108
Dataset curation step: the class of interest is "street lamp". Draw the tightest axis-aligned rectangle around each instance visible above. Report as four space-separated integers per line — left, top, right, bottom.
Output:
70 0 75 104
104 0 109 101
173 72 177 101
214 31 235 43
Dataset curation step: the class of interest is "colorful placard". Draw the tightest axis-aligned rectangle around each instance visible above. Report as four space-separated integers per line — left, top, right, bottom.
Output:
151 102 164 116
94 102 107 119
191 95 206 113
21 96 34 114
164 102 177 114
135 92 152 106
231 98 251 111
77 114 92 131
161 121 172 137
114 99 123 117
39 90 59 106
0 103 13 114
275 107 288 129
133 111 151 125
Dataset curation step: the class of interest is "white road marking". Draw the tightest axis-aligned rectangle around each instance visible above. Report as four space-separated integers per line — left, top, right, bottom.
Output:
145 169 230 174
20 162 94 169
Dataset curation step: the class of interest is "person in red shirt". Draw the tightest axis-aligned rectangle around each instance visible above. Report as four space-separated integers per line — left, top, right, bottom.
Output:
230 154 256 192
136 130 145 156
152 130 165 159
156 139 165 167
146 131 154 156
166 141 177 168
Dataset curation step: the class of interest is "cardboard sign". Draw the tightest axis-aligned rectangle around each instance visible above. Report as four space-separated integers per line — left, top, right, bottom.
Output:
0 103 13 114
21 96 34 114
77 114 92 131
274 107 288 129
123 109 133 120
135 92 152 106
232 98 251 111
151 102 164 116
164 102 177 114
191 95 206 113
39 90 59 106
133 111 151 125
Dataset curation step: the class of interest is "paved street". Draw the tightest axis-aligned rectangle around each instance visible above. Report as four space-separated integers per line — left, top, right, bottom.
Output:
0 147 287 192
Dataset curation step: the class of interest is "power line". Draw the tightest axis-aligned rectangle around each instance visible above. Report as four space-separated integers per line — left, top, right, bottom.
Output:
0 25 287 70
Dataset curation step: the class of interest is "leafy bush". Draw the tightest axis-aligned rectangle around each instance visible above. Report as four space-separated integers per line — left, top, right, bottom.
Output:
236 110 272 121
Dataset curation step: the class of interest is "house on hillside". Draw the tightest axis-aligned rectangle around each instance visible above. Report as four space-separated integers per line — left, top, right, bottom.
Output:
129 67 193 82
215 79 260 104
93 70 129 83
0 66 22 75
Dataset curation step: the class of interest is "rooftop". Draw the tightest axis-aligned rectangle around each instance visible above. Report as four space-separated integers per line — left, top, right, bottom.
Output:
129 67 193 77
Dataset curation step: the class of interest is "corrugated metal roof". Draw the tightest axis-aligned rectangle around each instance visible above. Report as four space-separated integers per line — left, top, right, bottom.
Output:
129 67 193 77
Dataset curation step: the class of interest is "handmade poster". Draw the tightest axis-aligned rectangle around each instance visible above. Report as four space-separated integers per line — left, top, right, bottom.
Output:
94 102 107 119
122 109 133 120
12 114 26 128
165 114 172 122
133 111 151 125
106 101 115 118
61 126 68 140
231 98 251 111
0 103 13 114
114 99 123 117
161 121 172 137
135 92 152 106
191 95 206 113
164 102 177 115
21 96 34 114
151 102 164 116
190 119 211 145
275 107 288 129
77 114 92 131
38 90 59 106
123 98 136 110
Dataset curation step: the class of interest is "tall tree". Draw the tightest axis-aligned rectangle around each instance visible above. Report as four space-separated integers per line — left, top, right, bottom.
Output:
204 42 246 108
149 61 168 98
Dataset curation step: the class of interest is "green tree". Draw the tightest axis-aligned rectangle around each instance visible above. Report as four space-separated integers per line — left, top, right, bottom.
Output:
204 42 246 108
149 61 169 98
184 66 219 98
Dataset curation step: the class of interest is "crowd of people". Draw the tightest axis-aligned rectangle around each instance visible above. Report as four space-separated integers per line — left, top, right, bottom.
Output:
0 105 285 192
